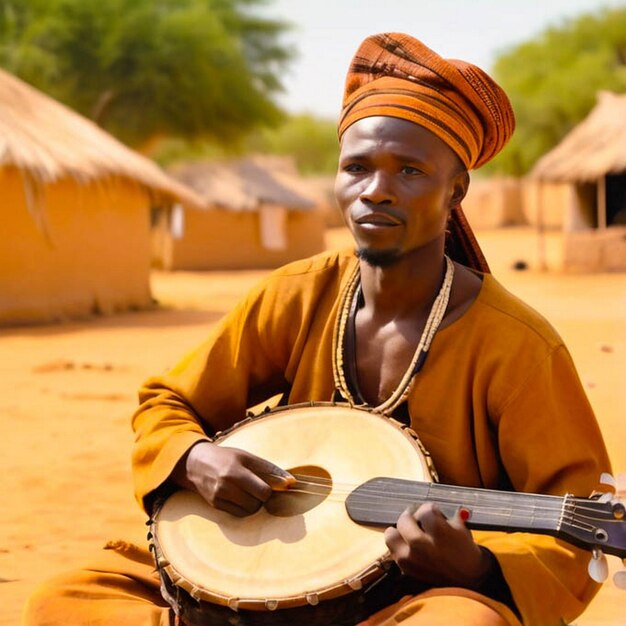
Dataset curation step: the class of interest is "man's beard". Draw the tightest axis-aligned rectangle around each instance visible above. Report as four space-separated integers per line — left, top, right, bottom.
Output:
355 247 401 268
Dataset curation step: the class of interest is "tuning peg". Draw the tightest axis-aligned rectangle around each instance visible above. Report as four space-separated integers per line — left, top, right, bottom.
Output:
613 568 626 590
600 473 617 489
611 498 626 520
588 548 609 583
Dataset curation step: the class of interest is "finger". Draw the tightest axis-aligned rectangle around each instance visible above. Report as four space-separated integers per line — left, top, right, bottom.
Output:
244 454 296 490
449 506 473 532
204 453 274 502
412 503 448 536
395 507 425 542
213 496 258 518
228 483 268 513
384 524 425 580
384 524 420 553
384 525 402 551
228 470 274 505
201 473 268 513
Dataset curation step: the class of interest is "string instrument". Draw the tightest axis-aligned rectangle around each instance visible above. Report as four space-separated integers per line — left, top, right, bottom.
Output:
149 403 626 626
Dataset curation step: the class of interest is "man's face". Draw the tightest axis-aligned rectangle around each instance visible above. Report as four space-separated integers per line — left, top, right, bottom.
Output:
335 116 467 266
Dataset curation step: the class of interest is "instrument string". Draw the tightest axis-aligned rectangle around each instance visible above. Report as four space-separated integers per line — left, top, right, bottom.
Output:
277 489 608 534
285 485 565 518
290 476 616 515
289 474 561 509
288 474 616 515
287 489 559 519
280 487 612 534
277 474 616 524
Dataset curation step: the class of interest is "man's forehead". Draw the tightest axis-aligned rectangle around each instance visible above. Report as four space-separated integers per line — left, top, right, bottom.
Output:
339 116 458 162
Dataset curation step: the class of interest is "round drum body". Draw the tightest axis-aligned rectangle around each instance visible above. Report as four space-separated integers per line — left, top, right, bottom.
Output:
150 403 435 625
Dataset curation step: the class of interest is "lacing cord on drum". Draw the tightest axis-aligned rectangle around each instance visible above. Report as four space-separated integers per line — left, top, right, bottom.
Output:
147 527 183 622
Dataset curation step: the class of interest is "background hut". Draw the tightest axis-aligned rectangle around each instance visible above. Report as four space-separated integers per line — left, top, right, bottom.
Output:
530 91 626 271
0 67 204 325
157 156 326 270
461 176 526 229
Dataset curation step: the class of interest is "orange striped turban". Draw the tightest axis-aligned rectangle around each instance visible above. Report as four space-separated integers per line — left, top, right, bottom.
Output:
338 33 516 272
338 33 515 171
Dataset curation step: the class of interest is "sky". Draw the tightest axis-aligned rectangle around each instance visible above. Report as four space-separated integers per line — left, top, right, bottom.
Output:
258 0 626 118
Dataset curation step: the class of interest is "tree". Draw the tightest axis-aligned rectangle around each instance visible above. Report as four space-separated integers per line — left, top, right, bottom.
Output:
151 113 339 175
246 114 339 174
487 7 626 176
0 0 293 148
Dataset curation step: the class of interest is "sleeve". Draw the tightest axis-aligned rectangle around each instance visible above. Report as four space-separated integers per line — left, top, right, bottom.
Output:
476 344 613 626
131 276 299 514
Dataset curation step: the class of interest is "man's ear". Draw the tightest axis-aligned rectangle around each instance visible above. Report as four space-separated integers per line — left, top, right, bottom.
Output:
449 170 470 210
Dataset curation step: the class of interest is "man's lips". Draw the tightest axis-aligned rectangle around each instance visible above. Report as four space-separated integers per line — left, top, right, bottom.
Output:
353 211 403 227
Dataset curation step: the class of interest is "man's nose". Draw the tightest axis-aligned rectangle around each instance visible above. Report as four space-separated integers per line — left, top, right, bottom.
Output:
359 172 396 204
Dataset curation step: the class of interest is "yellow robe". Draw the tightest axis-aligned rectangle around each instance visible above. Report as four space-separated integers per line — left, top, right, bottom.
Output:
26 249 611 626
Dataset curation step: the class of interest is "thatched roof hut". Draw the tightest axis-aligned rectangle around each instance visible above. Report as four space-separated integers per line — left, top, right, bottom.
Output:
0 67 204 324
170 156 315 211
529 91 626 271
155 156 326 270
0 67 204 212
531 91 626 184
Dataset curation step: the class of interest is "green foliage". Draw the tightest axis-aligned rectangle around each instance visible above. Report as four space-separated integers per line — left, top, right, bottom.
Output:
152 113 339 175
246 114 339 174
487 6 626 176
150 135 245 166
0 0 292 147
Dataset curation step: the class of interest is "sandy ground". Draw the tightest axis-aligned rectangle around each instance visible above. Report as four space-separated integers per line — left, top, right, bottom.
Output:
1 226 625 626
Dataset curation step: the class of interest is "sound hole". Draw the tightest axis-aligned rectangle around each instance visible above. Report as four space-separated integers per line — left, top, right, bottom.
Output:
265 465 332 517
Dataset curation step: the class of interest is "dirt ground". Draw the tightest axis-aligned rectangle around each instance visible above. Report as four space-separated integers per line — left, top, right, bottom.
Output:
1 226 625 625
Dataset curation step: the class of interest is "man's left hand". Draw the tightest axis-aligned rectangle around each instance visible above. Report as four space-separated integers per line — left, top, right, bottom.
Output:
384 502 493 589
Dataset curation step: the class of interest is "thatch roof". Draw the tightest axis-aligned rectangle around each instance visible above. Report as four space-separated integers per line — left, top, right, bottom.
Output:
0 67 204 209
169 156 317 211
531 91 626 182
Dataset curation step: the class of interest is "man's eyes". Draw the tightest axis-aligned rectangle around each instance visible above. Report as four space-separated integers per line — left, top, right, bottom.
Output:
341 164 423 174
343 163 366 173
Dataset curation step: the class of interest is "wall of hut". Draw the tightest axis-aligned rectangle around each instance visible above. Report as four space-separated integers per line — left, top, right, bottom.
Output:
562 226 626 272
560 177 626 271
521 181 573 230
153 204 326 270
461 177 526 229
0 167 152 324
523 178 626 272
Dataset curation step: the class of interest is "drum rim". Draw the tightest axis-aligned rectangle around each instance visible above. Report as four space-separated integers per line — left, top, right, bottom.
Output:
151 524 389 610
149 401 438 611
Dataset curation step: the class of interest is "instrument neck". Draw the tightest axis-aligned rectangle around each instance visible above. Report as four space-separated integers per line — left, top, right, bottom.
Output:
346 478 564 534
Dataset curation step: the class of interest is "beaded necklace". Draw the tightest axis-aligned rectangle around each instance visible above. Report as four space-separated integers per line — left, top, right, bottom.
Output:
332 255 455 416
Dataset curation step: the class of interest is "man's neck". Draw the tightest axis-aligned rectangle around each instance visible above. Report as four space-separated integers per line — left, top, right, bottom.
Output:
358 238 447 320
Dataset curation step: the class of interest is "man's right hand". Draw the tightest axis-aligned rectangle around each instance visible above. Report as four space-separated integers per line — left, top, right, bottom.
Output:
172 442 295 517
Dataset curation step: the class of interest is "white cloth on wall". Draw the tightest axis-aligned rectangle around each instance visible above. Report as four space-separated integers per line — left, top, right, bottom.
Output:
170 204 185 240
259 205 288 250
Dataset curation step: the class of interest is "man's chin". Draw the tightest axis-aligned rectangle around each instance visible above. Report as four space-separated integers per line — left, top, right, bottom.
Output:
355 247 401 268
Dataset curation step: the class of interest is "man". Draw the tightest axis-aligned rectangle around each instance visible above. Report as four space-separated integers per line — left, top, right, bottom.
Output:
24 33 611 626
